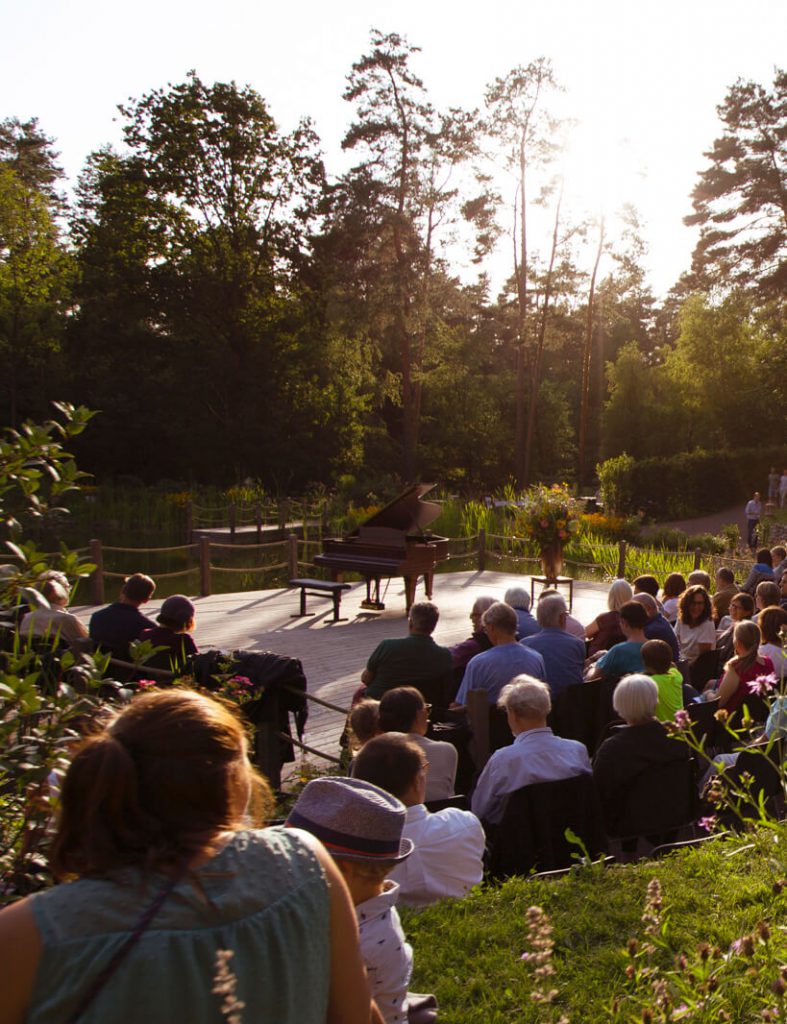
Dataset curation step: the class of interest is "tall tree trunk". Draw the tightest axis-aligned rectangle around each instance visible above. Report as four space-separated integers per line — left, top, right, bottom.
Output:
578 217 605 489
522 183 563 487
514 141 528 486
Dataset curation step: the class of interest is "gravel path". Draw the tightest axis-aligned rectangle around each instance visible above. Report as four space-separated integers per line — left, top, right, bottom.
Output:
645 503 746 538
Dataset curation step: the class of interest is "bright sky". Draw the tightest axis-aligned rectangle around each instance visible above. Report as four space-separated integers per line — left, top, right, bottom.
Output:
3 0 785 297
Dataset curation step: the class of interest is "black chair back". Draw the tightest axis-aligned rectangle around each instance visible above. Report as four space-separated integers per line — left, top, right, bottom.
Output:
603 756 699 840
488 772 607 878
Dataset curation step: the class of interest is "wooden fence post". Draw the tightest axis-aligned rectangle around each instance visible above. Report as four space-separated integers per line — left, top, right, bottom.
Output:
89 538 104 606
185 500 193 543
617 540 627 578
229 504 236 543
288 533 299 579
694 547 702 571
199 537 212 597
255 502 261 545
478 527 486 572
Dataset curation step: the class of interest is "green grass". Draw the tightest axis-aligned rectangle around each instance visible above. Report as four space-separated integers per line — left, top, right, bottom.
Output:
401 828 787 1022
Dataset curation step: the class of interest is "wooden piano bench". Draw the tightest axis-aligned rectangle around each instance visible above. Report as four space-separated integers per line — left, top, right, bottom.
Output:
289 578 352 623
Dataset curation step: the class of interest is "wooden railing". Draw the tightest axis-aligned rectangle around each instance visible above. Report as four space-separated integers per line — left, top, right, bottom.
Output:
78 532 715 604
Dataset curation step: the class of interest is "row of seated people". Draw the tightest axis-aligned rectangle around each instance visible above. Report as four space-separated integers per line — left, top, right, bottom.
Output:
345 675 721 886
11 570 198 675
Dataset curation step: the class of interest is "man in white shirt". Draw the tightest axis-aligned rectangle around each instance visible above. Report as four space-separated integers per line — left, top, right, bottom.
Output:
378 686 458 801
471 675 591 826
354 733 485 908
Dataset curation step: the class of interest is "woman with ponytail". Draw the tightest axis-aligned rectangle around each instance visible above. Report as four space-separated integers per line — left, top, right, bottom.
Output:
0 689 380 1024
706 620 774 713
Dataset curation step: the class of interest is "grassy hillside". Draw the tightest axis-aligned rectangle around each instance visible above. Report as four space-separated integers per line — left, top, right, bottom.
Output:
402 828 787 1022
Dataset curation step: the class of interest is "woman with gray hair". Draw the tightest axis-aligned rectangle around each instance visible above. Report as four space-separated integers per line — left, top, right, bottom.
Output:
593 673 693 840
585 578 633 656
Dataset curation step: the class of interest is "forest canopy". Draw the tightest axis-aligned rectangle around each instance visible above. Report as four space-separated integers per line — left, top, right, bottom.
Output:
1 41 785 495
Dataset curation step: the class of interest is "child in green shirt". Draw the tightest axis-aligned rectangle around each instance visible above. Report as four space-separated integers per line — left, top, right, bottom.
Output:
641 639 684 721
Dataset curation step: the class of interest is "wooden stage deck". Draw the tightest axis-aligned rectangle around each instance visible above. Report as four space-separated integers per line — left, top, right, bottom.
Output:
73 571 609 779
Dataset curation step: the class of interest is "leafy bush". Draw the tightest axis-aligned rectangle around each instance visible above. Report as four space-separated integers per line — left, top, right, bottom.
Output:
597 445 787 519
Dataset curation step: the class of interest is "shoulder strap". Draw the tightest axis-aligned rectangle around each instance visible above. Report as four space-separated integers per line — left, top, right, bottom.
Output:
65 869 183 1024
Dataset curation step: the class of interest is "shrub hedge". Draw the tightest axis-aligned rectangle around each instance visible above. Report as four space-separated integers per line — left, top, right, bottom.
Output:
597 446 787 519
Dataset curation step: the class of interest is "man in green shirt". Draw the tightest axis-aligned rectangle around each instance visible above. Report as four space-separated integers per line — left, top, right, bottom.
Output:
362 602 454 705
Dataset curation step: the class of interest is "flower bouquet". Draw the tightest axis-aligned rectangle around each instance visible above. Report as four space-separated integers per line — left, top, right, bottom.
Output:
515 484 582 577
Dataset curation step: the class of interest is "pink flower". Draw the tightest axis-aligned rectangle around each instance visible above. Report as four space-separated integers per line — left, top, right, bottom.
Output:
746 672 778 697
230 675 253 688
540 519 549 528
698 816 716 832
674 709 690 728
137 679 156 689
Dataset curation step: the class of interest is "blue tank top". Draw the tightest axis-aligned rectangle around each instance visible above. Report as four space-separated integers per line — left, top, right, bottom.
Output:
27 828 330 1024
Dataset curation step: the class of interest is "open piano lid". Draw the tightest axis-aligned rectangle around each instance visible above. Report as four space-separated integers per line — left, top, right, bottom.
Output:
348 483 442 537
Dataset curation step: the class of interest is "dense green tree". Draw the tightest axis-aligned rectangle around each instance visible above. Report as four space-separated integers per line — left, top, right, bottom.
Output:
0 166 71 427
483 58 562 485
685 69 787 299
337 30 490 481
67 74 363 486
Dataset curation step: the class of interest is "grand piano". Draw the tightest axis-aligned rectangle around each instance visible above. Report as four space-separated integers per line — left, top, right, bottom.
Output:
314 484 449 612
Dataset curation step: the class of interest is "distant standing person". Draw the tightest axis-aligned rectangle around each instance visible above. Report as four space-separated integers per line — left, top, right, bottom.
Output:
781 470 787 509
745 491 762 550
768 467 780 502
89 573 156 659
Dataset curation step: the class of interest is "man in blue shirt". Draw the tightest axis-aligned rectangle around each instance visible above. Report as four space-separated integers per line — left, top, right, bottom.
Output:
454 602 545 706
520 592 585 698
471 676 591 825
503 586 540 640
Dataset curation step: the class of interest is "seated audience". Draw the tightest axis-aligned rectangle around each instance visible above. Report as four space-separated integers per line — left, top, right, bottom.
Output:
288 777 416 1024
354 733 484 908
781 570 787 611
711 567 738 625
758 606 787 678
585 601 649 682
138 594 199 673
773 546 787 583
633 575 661 600
675 585 716 666
471 676 591 826
753 580 781 622
632 591 680 662
593 674 692 836
88 572 156 659
0 690 375 1024
704 620 774 713
19 571 88 650
448 595 495 686
641 639 684 721
504 586 540 639
716 592 754 663
454 602 545 707
362 602 453 704
661 573 687 624
520 591 585 697
585 578 632 656
537 587 585 639
378 687 458 801
348 699 381 752
741 548 775 595
687 570 712 591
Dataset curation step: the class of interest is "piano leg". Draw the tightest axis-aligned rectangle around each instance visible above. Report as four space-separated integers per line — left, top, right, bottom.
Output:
361 576 385 611
424 572 434 600
404 575 417 612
